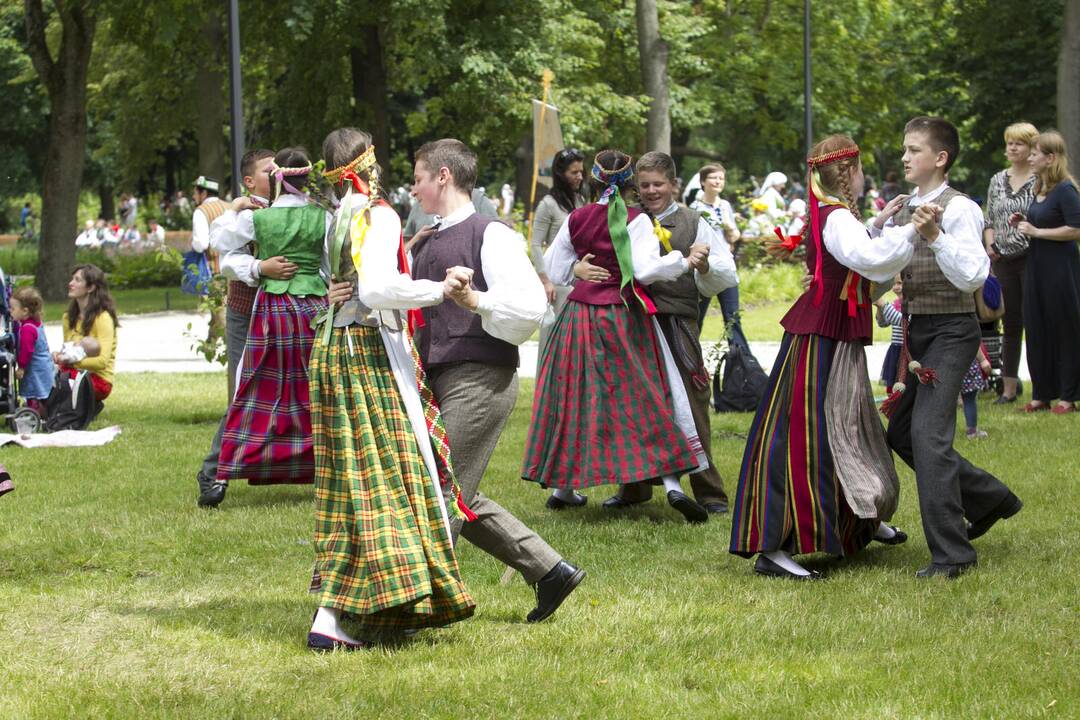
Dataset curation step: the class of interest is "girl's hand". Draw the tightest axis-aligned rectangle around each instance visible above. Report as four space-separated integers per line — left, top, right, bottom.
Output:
326 277 353 306
873 194 911 228
573 254 611 283
1016 220 1038 239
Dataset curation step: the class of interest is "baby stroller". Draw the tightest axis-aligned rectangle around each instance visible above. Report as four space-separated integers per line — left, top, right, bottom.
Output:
980 323 1005 397
0 268 96 434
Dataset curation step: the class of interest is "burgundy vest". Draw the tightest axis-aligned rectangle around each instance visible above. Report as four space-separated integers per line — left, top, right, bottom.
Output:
566 203 651 306
226 276 257 315
780 205 873 343
412 213 519 369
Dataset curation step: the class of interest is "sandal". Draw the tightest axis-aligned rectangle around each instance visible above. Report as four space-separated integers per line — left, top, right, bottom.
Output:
1022 401 1049 413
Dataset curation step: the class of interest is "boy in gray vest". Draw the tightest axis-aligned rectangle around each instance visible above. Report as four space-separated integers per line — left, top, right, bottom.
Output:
603 151 738 514
872 117 1021 578
327 139 584 622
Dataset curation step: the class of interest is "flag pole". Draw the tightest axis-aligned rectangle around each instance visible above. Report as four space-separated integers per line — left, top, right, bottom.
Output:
527 69 554 246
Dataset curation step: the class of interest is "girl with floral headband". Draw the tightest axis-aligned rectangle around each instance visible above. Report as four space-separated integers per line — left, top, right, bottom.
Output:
520 149 712 524
213 147 330 493
729 134 914 580
304 127 475 650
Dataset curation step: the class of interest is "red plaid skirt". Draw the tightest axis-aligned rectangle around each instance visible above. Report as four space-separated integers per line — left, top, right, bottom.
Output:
521 300 699 489
216 291 327 484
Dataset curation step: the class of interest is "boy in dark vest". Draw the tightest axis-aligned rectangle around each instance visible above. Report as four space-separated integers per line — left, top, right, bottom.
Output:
603 151 738 514
331 139 584 622
872 116 1021 578
196 149 299 508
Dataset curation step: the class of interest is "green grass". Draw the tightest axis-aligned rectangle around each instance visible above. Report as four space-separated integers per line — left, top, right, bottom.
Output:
41 286 200 323
0 373 1075 718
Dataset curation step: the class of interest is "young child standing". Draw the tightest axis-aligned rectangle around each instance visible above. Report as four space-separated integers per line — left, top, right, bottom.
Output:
10 286 55 413
959 345 992 439
874 116 1021 578
875 277 904 393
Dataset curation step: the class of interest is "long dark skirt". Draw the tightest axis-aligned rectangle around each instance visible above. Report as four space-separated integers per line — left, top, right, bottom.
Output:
1023 238 1080 402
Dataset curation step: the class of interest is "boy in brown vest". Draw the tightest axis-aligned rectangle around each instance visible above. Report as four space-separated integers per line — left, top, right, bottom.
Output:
603 151 738 514
872 117 1021 578
328 139 584 622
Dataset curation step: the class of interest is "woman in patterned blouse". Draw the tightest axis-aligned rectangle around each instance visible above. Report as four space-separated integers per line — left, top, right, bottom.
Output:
983 122 1038 403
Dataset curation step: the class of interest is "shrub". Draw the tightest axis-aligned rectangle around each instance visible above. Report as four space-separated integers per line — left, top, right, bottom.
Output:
109 246 183 289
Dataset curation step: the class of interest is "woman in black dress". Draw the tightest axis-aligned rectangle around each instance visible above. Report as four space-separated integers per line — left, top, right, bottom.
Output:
1015 131 1080 414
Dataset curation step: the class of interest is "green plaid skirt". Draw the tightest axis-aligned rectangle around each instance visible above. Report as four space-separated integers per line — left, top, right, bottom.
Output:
310 324 475 632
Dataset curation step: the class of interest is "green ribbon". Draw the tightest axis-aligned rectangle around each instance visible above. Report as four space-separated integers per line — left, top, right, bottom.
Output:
315 188 357 342
606 189 649 311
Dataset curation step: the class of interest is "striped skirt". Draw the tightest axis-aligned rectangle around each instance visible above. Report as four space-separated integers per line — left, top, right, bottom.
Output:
729 333 877 558
217 291 326 484
522 299 701 489
310 324 474 632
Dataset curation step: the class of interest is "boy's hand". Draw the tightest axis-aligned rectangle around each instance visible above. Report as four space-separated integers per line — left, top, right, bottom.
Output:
913 204 943 243
687 243 710 272
327 277 354 306
873 194 911 229
259 256 298 280
573 254 611 283
231 196 258 212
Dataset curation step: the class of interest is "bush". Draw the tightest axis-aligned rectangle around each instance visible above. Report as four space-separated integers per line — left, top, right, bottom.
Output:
110 246 183 289
738 262 805 306
0 246 39 275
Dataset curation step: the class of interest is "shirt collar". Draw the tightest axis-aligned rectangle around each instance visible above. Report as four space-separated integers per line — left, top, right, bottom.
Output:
654 201 680 222
910 181 949 206
271 194 310 209
249 194 269 208
437 202 476 230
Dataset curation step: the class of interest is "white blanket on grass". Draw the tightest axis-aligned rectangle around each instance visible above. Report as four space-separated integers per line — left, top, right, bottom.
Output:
0 426 121 448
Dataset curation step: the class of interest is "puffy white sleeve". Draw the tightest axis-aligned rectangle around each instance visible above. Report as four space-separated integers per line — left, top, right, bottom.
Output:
472 223 547 345
823 207 914 283
209 209 256 253
191 209 211 252
543 217 577 286
355 204 444 310
693 217 738 297
629 213 689 284
929 197 990 292
219 246 260 286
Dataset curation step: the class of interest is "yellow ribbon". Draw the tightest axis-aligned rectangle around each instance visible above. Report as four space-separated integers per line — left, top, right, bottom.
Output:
653 218 673 253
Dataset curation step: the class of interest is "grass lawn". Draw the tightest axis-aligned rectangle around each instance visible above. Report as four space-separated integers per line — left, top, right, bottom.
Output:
43 286 200 323
0 372 1075 718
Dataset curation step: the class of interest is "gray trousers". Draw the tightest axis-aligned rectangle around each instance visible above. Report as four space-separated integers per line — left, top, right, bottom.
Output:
199 307 251 479
430 361 562 584
885 313 1013 566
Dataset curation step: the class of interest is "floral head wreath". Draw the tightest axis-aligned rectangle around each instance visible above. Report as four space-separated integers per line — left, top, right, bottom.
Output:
806 143 861 307
590 152 634 194
268 160 314 201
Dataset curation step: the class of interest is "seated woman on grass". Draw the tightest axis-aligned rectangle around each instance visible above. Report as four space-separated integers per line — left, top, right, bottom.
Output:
54 264 119 407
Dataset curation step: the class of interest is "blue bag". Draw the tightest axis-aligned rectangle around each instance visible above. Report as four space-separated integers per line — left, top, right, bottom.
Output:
181 250 212 295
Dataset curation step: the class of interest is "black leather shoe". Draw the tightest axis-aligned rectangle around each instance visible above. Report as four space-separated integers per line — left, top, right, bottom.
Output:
667 490 708 523
197 472 227 508
527 561 585 623
967 492 1022 540
753 554 823 580
307 632 368 652
915 561 976 579
546 491 587 510
704 501 728 514
873 525 908 545
601 494 649 509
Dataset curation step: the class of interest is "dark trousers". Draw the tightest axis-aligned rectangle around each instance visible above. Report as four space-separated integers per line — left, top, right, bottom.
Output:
885 313 1013 566
200 307 251 479
697 286 749 351
992 253 1026 380
615 316 728 506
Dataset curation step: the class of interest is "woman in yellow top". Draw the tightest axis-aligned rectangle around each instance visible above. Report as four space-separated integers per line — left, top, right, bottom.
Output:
55 264 119 402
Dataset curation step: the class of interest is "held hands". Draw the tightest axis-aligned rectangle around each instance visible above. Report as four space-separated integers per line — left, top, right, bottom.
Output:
873 194 911 229
444 266 479 310
573 254 612 283
687 243 710 272
912 203 944 243
259 256 298 281
327 276 354 306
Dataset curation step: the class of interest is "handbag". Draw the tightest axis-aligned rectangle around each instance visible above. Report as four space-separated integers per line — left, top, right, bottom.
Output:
974 275 1005 323
181 250 212 296
712 343 769 413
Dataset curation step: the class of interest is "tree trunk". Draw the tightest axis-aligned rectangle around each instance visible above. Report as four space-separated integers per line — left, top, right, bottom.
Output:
195 11 226 185
1060 0 1080 178
636 0 671 154
24 0 96 301
98 183 115 222
349 24 391 184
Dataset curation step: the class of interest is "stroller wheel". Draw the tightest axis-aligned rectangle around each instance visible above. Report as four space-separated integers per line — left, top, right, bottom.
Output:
993 377 1004 397
9 406 42 434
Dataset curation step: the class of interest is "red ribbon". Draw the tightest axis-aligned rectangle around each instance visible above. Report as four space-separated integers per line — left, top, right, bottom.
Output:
395 229 425 334
339 170 369 195
772 226 802 251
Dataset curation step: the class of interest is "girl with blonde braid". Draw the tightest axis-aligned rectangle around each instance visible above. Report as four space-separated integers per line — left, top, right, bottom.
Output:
730 135 913 580
306 128 474 650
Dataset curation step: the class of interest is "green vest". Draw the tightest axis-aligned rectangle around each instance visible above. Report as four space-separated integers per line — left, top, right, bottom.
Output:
252 205 327 296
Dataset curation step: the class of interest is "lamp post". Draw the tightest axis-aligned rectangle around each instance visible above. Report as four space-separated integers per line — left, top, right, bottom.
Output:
803 0 813 157
227 0 245 198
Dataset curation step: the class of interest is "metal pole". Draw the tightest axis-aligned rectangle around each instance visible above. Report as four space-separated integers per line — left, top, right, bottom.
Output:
803 0 813 157
227 0 245 199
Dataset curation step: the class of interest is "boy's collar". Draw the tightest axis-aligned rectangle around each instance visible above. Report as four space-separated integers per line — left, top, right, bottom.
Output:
910 180 949 205
437 201 477 230
652 200 679 221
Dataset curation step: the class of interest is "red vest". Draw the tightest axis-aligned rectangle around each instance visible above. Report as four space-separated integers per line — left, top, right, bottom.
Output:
780 205 873 343
566 203 653 307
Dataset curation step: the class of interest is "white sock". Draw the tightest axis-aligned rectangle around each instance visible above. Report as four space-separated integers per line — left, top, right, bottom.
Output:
662 475 682 494
875 522 897 540
552 487 577 502
763 550 811 576
310 607 358 644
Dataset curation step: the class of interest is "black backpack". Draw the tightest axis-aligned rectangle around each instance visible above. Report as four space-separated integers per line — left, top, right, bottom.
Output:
43 370 99 432
712 344 769 413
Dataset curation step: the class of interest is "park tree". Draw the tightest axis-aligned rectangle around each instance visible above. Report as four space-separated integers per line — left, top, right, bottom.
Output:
636 0 671 154
1061 0 1080 176
23 0 97 300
